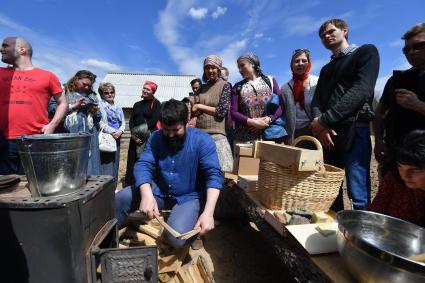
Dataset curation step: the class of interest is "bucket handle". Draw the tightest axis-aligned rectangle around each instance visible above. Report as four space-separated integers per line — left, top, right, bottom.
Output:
21 135 42 197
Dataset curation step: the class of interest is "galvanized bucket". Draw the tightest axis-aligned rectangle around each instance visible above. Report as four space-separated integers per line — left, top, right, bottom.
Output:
16 133 91 197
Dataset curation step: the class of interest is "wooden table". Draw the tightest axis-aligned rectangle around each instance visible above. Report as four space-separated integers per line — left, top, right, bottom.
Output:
224 175 356 283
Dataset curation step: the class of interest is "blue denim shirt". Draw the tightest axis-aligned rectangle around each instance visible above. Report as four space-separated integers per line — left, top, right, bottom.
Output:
134 128 223 204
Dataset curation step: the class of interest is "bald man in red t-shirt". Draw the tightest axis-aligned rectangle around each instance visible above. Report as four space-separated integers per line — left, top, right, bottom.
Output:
0 36 68 174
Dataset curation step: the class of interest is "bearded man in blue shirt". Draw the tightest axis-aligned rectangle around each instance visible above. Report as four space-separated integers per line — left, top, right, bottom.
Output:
115 99 223 248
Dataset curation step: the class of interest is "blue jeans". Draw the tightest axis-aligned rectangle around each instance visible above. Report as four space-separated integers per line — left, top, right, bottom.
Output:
0 139 24 175
327 127 371 211
115 185 201 249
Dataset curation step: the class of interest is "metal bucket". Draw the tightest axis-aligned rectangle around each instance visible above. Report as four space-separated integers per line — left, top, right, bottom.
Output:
16 133 91 197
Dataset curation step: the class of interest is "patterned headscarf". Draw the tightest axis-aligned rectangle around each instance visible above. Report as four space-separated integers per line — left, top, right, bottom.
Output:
203 55 222 69
144 81 158 93
202 54 223 82
237 53 263 76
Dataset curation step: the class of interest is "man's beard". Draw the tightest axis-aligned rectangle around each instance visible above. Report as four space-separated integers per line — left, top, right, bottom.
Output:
164 133 186 151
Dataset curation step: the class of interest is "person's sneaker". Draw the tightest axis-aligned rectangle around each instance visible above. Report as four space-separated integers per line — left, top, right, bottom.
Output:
191 235 204 250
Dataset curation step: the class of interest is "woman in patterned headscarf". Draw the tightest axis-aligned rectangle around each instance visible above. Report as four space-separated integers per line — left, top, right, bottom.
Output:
281 49 318 144
230 53 286 144
192 55 233 172
124 80 161 186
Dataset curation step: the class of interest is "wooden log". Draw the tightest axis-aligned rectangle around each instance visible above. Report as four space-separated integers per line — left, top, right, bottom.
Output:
138 223 163 239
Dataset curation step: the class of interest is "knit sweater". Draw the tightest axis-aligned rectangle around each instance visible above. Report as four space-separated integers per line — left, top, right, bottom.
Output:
311 44 380 126
196 78 228 135
281 75 319 144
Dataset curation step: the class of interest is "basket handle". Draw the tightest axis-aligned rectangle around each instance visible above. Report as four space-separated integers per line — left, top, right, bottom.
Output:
292 135 326 174
292 135 323 152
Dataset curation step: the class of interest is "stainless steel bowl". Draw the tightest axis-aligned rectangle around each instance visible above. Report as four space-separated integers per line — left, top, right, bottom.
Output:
337 210 425 283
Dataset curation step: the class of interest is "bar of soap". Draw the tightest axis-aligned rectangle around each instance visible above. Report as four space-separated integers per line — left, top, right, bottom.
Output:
312 212 329 223
316 223 337 237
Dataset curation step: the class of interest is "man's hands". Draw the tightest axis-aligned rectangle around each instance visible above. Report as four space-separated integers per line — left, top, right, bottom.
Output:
194 212 215 235
395 88 425 114
311 117 337 150
139 184 159 219
40 123 55 134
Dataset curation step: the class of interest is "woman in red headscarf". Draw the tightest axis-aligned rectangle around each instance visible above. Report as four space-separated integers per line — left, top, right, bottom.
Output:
281 49 318 144
125 81 161 186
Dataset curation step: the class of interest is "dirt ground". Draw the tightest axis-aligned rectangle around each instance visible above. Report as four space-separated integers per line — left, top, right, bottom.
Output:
117 136 380 282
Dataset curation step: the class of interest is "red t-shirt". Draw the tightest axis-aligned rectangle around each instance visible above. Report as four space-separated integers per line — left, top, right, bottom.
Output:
0 67 63 139
368 173 425 227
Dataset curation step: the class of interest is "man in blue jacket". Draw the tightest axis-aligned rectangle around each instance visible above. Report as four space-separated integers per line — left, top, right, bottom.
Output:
115 99 223 248
311 19 380 211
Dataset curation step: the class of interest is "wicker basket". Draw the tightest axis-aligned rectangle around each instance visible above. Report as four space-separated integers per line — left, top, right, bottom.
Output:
257 136 345 212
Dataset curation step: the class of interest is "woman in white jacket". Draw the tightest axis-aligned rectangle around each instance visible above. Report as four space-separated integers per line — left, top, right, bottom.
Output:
281 49 318 144
98 82 125 187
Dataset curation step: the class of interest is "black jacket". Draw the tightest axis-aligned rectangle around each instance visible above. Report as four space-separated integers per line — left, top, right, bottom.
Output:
311 44 380 126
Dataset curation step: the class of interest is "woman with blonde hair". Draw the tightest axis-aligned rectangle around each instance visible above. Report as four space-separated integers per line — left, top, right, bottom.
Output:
63 70 101 175
98 82 125 186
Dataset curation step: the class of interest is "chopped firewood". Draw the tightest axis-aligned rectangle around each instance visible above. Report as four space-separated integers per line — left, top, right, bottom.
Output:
118 227 127 239
159 247 189 274
176 268 192 283
135 232 158 246
138 223 163 239
158 271 175 283
187 261 204 283
118 243 128 249
196 256 214 283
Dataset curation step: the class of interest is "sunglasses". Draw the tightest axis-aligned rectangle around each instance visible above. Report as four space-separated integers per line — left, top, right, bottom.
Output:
402 41 425 55
293 48 310 55
103 91 115 95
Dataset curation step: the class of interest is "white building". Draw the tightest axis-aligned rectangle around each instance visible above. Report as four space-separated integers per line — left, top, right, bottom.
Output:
102 72 197 129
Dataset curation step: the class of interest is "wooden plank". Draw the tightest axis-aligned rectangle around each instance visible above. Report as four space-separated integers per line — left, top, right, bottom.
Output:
155 215 181 238
178 228 201 240
255 141 323 171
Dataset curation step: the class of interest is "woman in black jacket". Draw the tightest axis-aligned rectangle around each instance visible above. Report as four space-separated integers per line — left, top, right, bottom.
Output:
124 81 161 186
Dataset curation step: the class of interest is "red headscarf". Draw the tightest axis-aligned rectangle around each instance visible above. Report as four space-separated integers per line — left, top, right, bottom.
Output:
291 52 311 110
144 81 158 93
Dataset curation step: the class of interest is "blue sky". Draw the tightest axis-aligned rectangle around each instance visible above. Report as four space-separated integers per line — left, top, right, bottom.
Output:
0 0 423 96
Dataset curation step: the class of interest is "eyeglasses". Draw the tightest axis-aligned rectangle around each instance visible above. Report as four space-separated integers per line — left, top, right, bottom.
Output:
402 41 425 55
293 48 310 55
103 91 115 95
